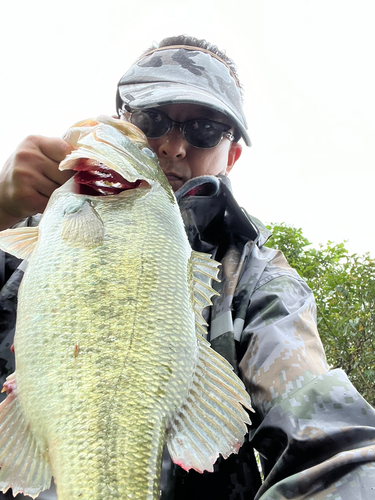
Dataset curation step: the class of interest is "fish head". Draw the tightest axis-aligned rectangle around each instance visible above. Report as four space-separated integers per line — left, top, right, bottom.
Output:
59 115 173 198
36 116 176 249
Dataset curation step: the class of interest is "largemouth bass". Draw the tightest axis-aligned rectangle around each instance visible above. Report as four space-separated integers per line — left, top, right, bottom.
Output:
0 116 252 500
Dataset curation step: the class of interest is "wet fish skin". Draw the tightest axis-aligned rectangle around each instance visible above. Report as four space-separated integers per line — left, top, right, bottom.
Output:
0 116 252 500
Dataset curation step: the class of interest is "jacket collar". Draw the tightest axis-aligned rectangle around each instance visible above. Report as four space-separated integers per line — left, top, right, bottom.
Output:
176 175 271 253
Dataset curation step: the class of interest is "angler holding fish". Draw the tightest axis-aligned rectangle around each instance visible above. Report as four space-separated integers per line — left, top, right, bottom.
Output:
1 35 375 500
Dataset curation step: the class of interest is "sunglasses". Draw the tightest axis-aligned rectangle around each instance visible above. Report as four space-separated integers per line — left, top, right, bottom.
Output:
126 108 234 149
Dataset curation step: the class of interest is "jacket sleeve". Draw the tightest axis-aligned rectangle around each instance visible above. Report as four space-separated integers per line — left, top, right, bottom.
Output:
0 216 40 388
238 247 375 499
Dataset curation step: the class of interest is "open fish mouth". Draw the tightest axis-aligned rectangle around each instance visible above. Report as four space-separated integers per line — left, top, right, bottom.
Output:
73 159 147 196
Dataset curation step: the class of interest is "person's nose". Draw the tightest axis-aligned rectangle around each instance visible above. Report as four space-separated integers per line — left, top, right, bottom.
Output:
155 127 187 160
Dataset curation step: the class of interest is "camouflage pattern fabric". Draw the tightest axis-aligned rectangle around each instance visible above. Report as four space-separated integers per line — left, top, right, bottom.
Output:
0 216 40 401
116 46 251 146
0 177 374 499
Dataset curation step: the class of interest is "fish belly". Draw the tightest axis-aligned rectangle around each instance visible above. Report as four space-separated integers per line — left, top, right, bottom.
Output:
14 188 196 500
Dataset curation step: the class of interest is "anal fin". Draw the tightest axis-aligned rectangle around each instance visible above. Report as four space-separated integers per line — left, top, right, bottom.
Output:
0 373 52 498
167 336 254 473
168 251 253 473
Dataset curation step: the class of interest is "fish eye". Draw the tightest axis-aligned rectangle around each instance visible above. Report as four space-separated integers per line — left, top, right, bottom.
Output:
141 147 156 158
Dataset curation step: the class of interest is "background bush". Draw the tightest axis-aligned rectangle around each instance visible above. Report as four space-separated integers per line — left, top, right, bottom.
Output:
266 223 375 405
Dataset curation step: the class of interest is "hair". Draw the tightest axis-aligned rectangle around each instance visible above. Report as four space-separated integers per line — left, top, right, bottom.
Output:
142 35 244 101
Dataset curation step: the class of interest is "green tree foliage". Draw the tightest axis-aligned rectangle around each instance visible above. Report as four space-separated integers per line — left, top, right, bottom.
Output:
266 223 375 405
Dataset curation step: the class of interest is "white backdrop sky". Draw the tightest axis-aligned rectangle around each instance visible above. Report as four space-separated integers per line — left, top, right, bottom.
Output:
1 0 374 255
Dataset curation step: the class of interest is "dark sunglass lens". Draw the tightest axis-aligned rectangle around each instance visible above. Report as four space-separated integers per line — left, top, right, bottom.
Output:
130 110 169 138
184 120 227 148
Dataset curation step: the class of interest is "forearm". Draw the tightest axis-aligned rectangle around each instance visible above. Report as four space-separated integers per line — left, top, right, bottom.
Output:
239 275 328 417
253 369 375 500
238 274 375 499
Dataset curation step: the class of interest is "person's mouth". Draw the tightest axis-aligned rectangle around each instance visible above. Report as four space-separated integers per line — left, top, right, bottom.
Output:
164 172 186 191
165 173 183 182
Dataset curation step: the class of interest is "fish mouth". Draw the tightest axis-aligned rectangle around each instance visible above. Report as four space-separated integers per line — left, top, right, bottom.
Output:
73 159 148 196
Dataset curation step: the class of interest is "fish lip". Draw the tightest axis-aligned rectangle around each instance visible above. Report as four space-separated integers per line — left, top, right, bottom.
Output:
74 177 150 198
58 177 151 200
66 159 150 197
60 152 144 183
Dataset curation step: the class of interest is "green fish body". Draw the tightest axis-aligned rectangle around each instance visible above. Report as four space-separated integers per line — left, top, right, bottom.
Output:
0 117 252 500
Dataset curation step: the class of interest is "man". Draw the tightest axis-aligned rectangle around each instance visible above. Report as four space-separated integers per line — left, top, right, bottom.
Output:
0 35 375 500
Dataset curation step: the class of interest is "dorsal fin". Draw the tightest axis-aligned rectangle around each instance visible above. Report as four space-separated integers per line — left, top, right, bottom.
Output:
191 251 220 333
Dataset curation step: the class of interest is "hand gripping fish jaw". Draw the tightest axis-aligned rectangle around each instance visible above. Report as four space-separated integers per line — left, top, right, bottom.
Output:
60 115 163 198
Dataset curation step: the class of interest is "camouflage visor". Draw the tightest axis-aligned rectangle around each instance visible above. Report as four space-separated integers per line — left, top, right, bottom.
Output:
116 46 251 146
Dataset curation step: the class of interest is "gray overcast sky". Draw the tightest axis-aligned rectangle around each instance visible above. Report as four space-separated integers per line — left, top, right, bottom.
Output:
1 0 374 255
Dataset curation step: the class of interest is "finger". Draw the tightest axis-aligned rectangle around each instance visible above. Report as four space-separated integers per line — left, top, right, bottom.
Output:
35 172 73 199
21 188 50 215
31 136 75 187
48 166 75 188
36 136 73 163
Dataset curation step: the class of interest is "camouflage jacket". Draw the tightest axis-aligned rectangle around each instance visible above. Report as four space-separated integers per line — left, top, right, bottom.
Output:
0 175 375 500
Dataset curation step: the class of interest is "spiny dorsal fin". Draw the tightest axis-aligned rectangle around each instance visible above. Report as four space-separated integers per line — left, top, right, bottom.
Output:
166 335 253 473
0 373 52 498
0 227 39 259
191 251 220 331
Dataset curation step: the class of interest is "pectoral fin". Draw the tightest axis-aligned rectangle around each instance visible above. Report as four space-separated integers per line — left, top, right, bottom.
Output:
0 227 39 259
61 199 104 247
0 373 52 498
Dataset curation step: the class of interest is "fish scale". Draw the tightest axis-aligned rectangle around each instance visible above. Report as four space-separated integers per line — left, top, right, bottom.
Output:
36 191 193 498
0 116 253 500
22 189 193 500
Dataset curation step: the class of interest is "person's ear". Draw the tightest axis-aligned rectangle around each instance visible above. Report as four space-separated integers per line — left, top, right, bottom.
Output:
225 142 242 175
